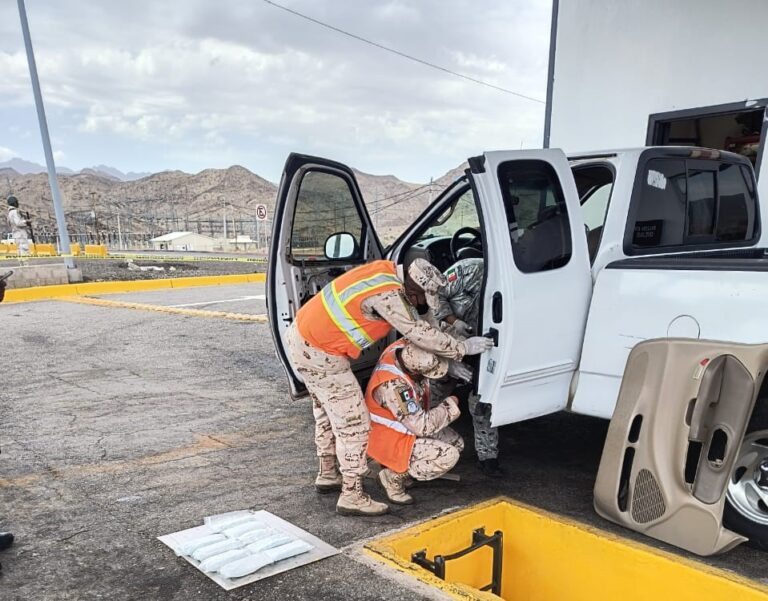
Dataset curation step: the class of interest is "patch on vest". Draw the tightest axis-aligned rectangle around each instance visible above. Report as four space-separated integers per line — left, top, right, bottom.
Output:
446 267 458 283
398 387 419 415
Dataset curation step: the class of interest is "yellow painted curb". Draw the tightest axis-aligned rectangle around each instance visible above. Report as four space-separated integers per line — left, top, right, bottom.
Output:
4 273 266 303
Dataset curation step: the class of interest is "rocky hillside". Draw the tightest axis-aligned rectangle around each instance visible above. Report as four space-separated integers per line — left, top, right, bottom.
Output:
2 161 467 245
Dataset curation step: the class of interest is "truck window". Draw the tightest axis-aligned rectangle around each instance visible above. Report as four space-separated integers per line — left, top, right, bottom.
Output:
497 160 572 273
290 170 364 261
630 157 757 252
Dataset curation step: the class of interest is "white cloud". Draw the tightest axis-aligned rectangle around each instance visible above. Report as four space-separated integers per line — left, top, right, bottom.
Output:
0 0 550 179
0 145 16 161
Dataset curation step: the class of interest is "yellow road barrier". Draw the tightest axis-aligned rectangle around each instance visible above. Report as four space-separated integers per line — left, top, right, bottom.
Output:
61 295 267 322
84 244 108 257
4 273 266 303
30 243 57 257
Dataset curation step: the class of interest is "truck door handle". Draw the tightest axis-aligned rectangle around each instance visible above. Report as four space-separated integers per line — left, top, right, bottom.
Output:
484 328 499 347
492 292 502 323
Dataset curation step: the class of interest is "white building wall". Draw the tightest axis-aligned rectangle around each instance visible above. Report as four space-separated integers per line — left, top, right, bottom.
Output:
549 0 768 153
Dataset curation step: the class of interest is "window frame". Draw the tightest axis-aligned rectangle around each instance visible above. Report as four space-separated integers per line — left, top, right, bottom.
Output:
387 177 474 255
496 158 573 274
288 167 369 265
623 149 760 256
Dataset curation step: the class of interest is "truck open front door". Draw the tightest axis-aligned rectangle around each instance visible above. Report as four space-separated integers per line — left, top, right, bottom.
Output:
267 153 386 398
468 150 592 425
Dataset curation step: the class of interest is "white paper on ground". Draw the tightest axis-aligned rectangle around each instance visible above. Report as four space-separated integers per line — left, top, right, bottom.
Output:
158 510 339 591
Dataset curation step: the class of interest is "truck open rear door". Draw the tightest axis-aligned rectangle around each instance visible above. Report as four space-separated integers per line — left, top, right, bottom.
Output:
468 150 592 425
267 153 385 398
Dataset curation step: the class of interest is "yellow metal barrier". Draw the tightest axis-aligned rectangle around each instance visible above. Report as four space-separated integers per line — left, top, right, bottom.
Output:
70 243 81 256
30 243 57 257
365 497 768 601
83 244 108 257
1 242 18 254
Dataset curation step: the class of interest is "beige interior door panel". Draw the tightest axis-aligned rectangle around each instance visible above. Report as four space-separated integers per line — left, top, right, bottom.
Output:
594 338 768 556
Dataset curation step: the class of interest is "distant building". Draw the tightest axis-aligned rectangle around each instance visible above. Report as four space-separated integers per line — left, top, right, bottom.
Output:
150 232 219 252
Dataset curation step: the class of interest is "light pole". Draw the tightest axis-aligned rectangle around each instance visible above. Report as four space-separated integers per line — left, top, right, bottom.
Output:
17 0 75 269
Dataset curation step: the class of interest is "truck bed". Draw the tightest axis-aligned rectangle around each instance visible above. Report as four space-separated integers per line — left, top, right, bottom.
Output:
570 248 768 418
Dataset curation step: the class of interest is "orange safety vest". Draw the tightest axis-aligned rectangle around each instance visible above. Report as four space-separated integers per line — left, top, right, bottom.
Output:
365 340 429 473
296 260 403 359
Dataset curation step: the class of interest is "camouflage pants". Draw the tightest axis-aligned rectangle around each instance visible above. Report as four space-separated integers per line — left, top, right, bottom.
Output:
285 323 370 478
408 426 464 481
430 377 499 461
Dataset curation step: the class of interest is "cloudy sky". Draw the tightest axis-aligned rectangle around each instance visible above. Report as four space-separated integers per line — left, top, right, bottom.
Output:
0 0 551 182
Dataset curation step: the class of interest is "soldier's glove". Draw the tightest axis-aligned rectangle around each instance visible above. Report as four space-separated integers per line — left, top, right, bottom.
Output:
444 395 461 421
451 319 473 337
462 336 494 356
447 360 472 383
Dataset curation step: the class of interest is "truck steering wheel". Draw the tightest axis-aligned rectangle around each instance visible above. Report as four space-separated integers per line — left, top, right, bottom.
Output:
450 227 482 263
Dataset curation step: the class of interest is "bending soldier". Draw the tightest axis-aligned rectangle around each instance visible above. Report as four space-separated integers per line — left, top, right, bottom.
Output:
285 258 493 516
366 340 469 505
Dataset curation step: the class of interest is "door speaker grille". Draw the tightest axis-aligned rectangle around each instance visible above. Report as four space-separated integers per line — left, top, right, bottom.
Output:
631 469 666 524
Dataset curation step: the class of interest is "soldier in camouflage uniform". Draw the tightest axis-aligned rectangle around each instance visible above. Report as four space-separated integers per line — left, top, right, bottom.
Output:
285 258 494 516
366 341 467 505
433 258 504 477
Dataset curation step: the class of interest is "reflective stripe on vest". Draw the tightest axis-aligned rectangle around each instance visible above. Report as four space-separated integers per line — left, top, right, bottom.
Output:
320 272 401 351
370 412 410 435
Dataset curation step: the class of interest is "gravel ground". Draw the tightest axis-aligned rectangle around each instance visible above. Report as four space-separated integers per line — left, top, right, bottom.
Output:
0 257 264 282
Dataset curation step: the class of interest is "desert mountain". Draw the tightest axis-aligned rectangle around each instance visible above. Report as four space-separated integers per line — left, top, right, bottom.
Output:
2 161 467 245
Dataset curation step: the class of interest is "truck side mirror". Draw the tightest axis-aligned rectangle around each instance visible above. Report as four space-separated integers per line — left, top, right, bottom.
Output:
324 232 358 260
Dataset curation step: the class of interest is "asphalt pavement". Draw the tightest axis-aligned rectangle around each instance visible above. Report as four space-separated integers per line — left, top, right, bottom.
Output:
0 283 766 600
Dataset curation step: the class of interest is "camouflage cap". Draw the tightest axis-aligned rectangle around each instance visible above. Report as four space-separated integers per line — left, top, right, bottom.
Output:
401 343 448 380
407 258 446 310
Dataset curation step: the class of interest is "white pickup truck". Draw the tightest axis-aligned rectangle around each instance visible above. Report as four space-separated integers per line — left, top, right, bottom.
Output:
267 147 768 549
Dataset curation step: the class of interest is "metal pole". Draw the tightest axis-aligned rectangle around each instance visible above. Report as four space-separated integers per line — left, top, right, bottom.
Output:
542 0 559 149
17 0 74 269
117 212 124 250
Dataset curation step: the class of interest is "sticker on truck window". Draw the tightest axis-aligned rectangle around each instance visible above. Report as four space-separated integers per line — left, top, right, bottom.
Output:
647 169 667 190
633 220 664 247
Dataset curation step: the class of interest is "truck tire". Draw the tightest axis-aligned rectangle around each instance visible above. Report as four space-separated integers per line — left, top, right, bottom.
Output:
723 399 768 550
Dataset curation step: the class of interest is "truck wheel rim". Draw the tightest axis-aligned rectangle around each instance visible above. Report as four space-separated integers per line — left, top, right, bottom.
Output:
726 431 768 526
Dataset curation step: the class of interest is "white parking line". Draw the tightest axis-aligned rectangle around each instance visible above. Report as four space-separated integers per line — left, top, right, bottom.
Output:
167 295 266 308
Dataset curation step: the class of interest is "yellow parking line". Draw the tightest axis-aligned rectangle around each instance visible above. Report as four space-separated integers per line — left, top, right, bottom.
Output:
61 295 268 322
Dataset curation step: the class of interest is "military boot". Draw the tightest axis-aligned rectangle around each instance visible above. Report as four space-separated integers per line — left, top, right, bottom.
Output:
336 476 389 516
315 456 342 493
378 468 414 505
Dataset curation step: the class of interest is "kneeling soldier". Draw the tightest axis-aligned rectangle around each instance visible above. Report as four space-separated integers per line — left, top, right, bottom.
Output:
365 340 466 505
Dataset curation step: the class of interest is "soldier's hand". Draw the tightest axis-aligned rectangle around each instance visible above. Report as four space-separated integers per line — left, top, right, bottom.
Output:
451 319 473 337
462 336 494 356
447 360 472 383
444 395 461 421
